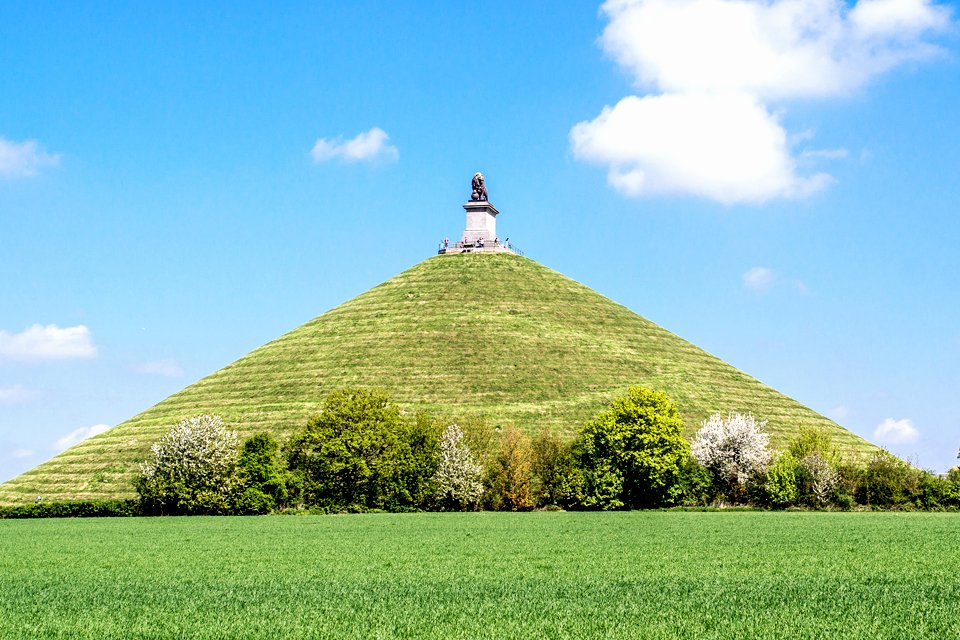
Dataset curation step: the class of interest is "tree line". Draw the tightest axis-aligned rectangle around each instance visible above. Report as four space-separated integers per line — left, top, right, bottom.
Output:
130 386 960 515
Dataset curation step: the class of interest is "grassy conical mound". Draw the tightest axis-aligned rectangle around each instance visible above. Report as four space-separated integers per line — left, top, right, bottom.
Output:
1 253 876 504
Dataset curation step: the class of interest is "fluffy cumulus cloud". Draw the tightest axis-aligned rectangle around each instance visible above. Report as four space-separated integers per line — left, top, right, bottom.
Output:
133 358 183 378
572 0 952 203
742 266 776 292
0 136 60 179
0 324 98 361
311 127 399 164
873 417 920 444
54 424 111 452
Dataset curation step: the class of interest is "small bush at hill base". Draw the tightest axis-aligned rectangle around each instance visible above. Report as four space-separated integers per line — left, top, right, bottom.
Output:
136 415 241 515
576 387 689 509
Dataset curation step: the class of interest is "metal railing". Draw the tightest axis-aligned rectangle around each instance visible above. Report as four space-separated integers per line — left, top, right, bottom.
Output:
437 242 523 257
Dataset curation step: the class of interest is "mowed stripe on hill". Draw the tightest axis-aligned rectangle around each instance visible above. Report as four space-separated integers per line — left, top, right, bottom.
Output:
0 253 876 504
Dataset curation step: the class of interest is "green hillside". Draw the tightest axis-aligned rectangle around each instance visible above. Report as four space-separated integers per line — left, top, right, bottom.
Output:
0 253 876 504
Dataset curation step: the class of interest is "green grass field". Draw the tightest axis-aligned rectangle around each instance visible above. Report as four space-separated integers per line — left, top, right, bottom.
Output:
1 512 957 639
2 253 876 504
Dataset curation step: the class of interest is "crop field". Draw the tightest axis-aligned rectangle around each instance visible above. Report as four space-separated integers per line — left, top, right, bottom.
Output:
2 511 957 639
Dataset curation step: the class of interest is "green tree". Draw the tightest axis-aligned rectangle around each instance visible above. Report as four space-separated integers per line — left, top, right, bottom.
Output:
236 433 288 514
531 428 585 508
284 388 432 510
575 387 689 509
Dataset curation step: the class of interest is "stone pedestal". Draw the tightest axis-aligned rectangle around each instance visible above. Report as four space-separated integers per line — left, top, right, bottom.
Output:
461 201 499 245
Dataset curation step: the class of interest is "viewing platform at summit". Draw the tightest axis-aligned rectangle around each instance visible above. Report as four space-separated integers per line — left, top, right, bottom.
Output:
438 171 522 256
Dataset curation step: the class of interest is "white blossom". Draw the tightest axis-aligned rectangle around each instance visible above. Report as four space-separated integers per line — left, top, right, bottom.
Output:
139 415 239 491
803 452 840 508
692 412 772 486
432 424 484 509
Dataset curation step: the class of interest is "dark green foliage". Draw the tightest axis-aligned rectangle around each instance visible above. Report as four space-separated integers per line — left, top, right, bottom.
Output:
237 433 287 512
531 429 586 508
284 388 437 510
673 455 713 506
0 499 139 519
856 450 921 508
575 387 689 509
136 476 237 516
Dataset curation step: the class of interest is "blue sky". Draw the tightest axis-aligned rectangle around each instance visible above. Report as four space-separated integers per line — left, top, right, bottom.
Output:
1 0 958 483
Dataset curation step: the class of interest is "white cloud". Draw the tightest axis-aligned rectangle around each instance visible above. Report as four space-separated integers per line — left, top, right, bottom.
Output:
873 417 920 444
573 0 951 203
54 424 110 452
12 448 34 459
0 385 34 405
311 127 398 164
743 266 776 292
0 324 97 361
0 136 60 178
572 92 831 203
133 358 183 378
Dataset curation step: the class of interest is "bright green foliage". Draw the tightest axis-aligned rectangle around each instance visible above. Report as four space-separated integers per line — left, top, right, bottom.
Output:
762 452 800 509
236 433 287 514
3 513 960 639
1 253 878 505
284 388 434 510
576 387 689 508
788 427 843 465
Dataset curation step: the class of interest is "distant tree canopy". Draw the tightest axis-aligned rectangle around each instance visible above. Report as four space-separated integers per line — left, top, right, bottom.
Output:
575 386 689 509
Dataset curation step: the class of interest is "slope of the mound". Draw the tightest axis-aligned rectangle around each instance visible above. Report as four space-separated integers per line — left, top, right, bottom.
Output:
1 253 876 503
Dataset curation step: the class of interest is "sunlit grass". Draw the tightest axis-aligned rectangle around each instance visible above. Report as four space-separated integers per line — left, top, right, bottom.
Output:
1 512 956 639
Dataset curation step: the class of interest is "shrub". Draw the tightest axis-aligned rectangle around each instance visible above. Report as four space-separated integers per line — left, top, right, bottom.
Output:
486 426 534 511
237 433 287 513
432 423 484 510
0 500 140 519
135 415 241 515
284 388 428 510
531 429 585 508
691 412 772 503
576 387 689 509
760 452 799 509
856 450 919 508
672 455 713 507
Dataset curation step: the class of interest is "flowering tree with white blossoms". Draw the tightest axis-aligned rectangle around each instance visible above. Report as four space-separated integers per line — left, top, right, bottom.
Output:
136 415 241 514
432 424 484 510
691 412 772 501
